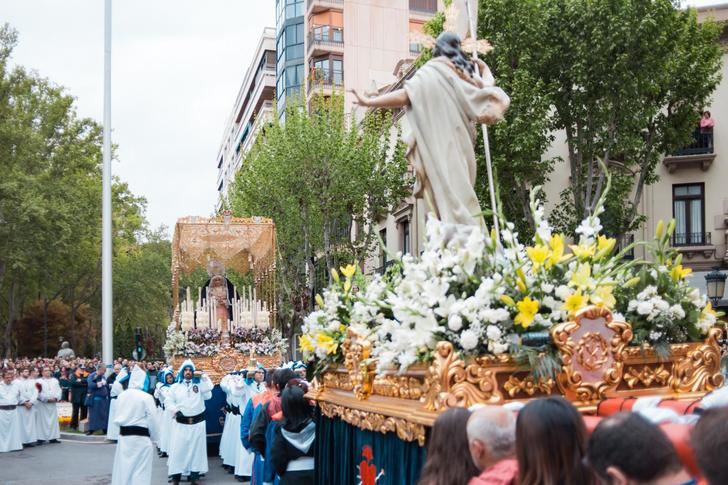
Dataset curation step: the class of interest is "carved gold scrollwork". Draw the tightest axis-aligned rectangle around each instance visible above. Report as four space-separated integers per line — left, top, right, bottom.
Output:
342 328 376 400
669 327 725 393
551 306 633 403
422 341 457 411
623 365 671 389
372 375 425 400
503 374 555 398
319 401 427 446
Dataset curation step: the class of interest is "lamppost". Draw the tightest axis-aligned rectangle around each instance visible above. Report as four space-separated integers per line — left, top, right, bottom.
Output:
704 266 727 307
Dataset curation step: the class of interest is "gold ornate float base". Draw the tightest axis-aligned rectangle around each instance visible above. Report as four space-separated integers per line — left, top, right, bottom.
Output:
171 348 281 384
312 307 724 447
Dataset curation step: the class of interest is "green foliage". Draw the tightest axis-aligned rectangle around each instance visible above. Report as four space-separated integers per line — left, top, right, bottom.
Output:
229 93 411 340
0 24 170 358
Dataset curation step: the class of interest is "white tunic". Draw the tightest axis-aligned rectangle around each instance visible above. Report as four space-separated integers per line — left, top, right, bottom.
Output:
166 376 213 476
219 374 236 466
233 377 258 477
14 378 38 444
111 388 160 485
154 384 174 453
34 377 61 441
107 376 127 440
0 381 23 452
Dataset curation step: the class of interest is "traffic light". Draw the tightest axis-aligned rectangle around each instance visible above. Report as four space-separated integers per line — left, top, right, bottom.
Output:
134 327 145 360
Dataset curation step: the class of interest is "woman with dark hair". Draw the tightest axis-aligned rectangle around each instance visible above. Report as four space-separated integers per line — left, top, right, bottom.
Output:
350 31 509 228
418 407 480 485
516 397 594 485
270 384 315 484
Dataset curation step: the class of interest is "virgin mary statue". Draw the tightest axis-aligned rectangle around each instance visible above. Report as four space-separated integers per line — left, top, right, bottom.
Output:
352 32 509 228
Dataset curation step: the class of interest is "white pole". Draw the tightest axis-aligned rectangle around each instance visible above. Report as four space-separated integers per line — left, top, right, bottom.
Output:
464 0 499 239
102 0 113 373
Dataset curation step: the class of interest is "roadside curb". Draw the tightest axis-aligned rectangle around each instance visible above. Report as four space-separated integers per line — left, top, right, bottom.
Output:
59 432 111 443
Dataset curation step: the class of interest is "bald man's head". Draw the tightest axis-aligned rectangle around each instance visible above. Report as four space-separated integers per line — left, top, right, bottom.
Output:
467 406 516 471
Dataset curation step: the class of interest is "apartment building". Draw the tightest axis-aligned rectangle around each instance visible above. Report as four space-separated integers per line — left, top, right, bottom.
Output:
373 4 728 294
215 28 277 207
276 0 441 116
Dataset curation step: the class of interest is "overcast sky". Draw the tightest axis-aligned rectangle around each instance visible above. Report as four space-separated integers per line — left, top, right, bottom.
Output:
1 0 275 235
0 0 721 236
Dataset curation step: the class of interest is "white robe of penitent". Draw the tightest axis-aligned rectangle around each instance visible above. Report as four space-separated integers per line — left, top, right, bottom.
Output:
107 369 128 441
15 378 38 444
219 374 235 465
233 376 258 477
35 377 61 441
111 368 159 485
166 375 213 476
0 381 23 452
154 383 174 453
402 57 510 228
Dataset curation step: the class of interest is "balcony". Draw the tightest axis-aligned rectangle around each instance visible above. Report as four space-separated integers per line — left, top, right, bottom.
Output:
409 0 438 20
663 129 716 173
307 69 344 96
307 0 343 15
308 26 344 56
672 231 712 247
671 231 718 269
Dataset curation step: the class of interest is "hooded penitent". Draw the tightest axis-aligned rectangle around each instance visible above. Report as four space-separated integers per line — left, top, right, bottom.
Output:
128 365 149 392
176 359 196 383
160 368 174 387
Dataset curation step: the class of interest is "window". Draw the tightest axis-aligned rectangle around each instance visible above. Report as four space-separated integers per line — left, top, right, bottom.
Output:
311 56 343 85
672 183 705 246
400 220 410 255
379 229 387 268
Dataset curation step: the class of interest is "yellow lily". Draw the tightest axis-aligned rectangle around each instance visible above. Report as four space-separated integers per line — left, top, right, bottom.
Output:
548 234 566 267
316 333 338 355
671 264 692 282
315 294 325 308
331 268 340 283
563 291 587 316
299 334 315 353
500 295 516 307
595 235 616 259
591 285 616 309
655 220 665 239
515 297 539 329
569 263 592 288
527 245 550 269
340 264 357 279
702 301 717 318
569 243 596 259
344 280 352 293
516 277 528 293
624 276 641 288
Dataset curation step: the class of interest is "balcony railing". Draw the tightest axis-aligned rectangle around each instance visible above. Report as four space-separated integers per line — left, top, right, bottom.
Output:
672 128 714 156
671 231 712 247
616 234 635 260
309 26 344 49
308 70 344 92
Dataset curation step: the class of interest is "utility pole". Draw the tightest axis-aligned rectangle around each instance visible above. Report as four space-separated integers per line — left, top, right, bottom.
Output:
102 0 113 373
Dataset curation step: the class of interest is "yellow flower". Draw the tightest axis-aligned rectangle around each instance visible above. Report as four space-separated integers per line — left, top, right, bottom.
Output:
569 243 596 259
671 264 692 282
563 291 588 315
300 334 315 353
340 264 357 279
331 268 340 283
595 235 616 258
548 234 566 267
655 220 665 239
514 297 539 329
500 295 516 307
526 245 550 269
569 263 592 288
315 294 325 308
517 277 527 293
624 276 641 288
591 285 616 309
316 333 338 355
344 280 352 293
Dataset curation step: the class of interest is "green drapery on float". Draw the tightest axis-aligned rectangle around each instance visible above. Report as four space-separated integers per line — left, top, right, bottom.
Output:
315 412 428 485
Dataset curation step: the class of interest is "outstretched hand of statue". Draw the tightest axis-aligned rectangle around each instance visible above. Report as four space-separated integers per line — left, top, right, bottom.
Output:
350 89 410 110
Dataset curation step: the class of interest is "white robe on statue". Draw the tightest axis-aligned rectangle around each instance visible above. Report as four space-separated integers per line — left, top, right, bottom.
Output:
35 377 61 441
111 366 159 485
402 57 510 227
166 362 213 477
0 381 23 452
107 368 128 441
15 378 38 444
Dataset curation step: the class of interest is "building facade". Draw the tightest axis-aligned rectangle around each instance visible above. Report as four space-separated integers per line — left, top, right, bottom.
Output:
372 4 728 299
215 28 276 207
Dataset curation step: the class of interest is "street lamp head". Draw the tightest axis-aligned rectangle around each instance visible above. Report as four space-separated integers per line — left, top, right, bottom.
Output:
704 266 726 306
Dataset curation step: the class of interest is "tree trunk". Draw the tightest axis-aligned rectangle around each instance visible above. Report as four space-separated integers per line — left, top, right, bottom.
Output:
4 281 16 358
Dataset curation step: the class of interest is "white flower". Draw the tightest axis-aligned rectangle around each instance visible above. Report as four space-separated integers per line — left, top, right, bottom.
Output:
448 314 463 332
542 283 554 294
486 325 502 341
460 330 479 350
668 304 686 320
636 301 653 316
555 285 572 300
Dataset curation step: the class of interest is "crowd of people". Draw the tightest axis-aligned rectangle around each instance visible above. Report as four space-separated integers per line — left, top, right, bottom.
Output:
418 394 728 485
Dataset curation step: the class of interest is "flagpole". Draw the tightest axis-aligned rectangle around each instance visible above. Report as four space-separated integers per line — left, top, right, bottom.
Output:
464 0 499 240
102 0 113 373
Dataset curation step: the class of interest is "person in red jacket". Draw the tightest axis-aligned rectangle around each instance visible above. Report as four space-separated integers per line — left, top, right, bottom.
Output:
466 406 518 485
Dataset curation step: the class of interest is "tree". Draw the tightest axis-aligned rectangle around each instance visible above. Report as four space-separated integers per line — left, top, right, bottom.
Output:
229 94 411 342
541 0 722 236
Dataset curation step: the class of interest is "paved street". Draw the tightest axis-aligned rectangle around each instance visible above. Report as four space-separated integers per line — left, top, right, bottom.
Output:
0 440 245 485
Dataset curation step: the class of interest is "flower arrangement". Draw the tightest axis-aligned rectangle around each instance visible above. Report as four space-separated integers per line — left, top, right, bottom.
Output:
232 327 288 356
302 173 721 377
163 322 289 359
